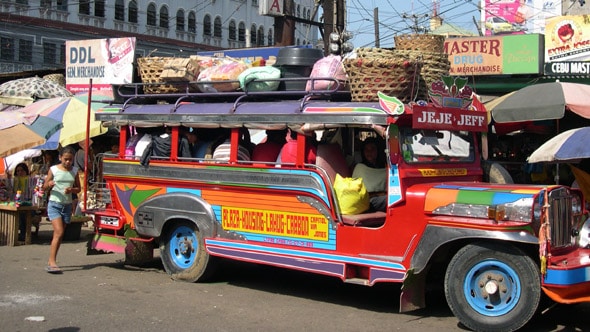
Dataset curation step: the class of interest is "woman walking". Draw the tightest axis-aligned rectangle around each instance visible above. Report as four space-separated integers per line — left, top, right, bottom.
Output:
43 146 81 273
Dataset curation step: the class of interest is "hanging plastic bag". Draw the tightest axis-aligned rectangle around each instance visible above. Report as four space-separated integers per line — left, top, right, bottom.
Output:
333 173 369 215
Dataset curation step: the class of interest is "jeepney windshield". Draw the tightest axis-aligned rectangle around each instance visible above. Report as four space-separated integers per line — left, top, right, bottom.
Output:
400 128 474 163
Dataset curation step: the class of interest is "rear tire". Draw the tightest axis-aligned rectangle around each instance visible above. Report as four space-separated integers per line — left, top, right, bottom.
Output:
160 220 216 282
444 242 540 332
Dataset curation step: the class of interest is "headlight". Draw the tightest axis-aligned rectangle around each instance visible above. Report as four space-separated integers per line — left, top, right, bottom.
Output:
491 197 535 223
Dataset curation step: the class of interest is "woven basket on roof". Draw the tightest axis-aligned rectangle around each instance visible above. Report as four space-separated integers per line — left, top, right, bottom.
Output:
137 57 185 94
343 50 423 102
394 34 446 53
394 50 451 90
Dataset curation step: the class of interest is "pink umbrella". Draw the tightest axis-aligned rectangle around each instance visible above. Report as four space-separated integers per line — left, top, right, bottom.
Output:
490 82 590 123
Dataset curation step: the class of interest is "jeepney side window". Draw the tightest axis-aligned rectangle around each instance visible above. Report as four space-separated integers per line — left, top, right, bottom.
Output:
400 128 474 163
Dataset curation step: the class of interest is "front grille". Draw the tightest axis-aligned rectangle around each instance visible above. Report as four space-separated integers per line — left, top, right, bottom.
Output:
548 188 574 248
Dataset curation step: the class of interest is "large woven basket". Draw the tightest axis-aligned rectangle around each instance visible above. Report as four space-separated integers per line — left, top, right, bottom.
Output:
394 50 451 91
137 57 183 94
343 48 424 102
394 34 446 53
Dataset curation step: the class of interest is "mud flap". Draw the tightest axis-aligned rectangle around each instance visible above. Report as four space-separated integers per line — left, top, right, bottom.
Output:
400 269 426 312
125 239 154 266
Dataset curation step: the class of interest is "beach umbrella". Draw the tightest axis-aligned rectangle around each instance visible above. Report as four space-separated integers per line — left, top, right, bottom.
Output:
527 127 590 163
18 94 109 149
0 124 47 158
0 76 72 106
490 82 590 123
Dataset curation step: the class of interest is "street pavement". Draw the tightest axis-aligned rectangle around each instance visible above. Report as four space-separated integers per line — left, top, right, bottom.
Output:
1 220 589 332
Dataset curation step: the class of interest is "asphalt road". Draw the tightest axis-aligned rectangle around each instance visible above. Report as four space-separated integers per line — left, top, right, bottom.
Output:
1 221 589 332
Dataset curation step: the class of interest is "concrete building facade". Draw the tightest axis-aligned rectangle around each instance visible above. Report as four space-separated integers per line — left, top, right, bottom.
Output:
0 0 318 74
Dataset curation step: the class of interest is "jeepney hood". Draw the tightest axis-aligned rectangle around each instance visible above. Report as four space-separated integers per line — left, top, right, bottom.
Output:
409 182 555 222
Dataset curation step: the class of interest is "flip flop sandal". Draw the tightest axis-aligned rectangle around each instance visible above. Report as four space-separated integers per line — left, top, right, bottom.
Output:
45 266 62 274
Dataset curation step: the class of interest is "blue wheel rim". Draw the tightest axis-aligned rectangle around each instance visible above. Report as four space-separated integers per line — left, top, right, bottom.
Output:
463 259 521 317
167 225 198 269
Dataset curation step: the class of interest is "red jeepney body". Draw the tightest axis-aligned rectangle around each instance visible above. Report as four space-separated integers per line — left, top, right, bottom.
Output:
87 82 590 331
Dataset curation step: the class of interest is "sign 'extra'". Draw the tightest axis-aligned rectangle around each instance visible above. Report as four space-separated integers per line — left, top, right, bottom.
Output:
412 105 487 132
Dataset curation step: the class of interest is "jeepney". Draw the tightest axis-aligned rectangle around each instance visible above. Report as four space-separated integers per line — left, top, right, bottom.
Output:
86 77 590 332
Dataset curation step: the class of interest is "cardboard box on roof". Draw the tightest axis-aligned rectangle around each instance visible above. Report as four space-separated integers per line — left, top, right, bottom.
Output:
160 57 200 82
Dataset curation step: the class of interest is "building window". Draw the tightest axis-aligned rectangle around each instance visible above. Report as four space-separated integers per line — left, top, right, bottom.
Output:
147 3 156 26
159 6 169 29
79 0 89 15
56 0 67 10
128 0 138 23
60 43 65 65
238 22 245 42
1 37 15 61
188 11 196 33
250 24 256 46
176 9 185 31
252 0 258 5
19 39 33 62
267 28 273 46
94 0 105 17
257 26 264 47
229 20 236 40
213 16 222 38
297 5 300 17
203 14 211 36
43 42 57 64
16 0 29 4
114 0 124 21
41 0 51 8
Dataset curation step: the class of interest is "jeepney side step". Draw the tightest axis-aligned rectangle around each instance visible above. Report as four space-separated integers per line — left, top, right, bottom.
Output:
344 277 370 286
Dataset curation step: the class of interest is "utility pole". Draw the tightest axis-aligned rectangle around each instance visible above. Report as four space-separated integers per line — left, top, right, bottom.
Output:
374 7 380 48
274 0 295 46
402 13 429 33
322 0 346 54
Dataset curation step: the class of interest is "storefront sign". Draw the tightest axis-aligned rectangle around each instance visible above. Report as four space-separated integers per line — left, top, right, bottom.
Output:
66 37 136 95
412 105 487 132
544 61 590 75
545 15 590 62
444 34 542 76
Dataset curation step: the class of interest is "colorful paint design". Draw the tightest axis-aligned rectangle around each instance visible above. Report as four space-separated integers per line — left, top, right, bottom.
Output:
222 206 329 241
304 106 385 114
110 178 337 250
424 184 543 212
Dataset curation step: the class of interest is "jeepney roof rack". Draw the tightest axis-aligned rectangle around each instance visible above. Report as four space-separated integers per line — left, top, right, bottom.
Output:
98 77 392 129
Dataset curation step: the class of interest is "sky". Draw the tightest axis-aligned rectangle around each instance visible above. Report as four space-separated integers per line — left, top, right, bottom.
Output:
345 0 481 48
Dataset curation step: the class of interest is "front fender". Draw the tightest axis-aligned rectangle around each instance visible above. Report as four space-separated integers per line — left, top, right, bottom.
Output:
410 224 538 274
133 192 217 239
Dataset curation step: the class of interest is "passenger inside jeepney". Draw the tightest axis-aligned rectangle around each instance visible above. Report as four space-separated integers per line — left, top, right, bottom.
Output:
352 137 387 212
277 129 317 164
251 129 288 162
211 128 251 161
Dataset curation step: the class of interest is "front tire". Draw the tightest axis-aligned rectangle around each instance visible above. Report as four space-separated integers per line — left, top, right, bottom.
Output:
160 220 216 282
444 242 540 332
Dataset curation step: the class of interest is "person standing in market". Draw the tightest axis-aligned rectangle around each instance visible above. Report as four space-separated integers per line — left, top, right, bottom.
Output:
43 146 81 274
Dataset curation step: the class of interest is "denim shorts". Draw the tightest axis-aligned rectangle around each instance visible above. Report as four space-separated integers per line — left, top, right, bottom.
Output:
47 200 72 224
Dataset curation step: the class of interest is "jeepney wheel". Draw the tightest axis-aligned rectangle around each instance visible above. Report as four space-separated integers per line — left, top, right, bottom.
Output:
160 220 215 282
444 242 540 332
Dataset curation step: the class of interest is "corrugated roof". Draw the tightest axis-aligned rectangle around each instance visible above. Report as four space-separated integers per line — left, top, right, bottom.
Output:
432 23 478 37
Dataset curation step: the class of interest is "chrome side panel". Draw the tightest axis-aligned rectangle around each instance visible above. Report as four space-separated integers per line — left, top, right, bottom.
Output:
134 192 217 238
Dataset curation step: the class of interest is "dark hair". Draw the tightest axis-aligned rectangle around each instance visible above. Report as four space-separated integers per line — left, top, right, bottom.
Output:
361 137 386 168
14 162 29 176
60 146 76 156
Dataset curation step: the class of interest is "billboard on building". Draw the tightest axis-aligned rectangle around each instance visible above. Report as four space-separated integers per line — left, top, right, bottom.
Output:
481 0 560 36
545 15 590 62
444 34 543 76
65 37 136 95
